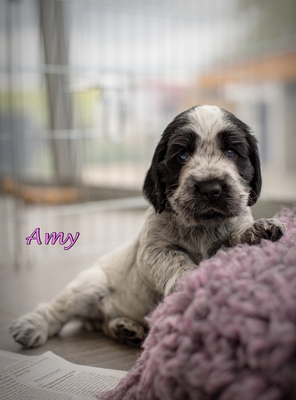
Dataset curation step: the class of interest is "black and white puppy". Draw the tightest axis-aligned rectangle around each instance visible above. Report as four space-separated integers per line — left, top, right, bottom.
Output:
10 105 285 347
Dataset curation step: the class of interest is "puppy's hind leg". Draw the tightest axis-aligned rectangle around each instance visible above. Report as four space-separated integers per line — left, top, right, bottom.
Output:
9 268 111 348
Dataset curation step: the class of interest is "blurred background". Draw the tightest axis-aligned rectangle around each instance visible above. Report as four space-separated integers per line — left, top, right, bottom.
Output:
0 0 296 269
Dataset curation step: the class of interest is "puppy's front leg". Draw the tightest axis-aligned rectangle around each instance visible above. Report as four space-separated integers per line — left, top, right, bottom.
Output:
230 218 286 246
138 246 200 297
9 268 110 348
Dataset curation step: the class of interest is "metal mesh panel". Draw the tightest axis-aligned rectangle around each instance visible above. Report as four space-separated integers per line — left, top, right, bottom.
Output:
1 0 295 269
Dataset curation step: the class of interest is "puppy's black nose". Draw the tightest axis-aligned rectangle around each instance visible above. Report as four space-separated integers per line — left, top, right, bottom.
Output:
196 180 222 199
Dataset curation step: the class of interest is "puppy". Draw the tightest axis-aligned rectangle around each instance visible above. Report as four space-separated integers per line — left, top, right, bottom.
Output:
10 105 285 347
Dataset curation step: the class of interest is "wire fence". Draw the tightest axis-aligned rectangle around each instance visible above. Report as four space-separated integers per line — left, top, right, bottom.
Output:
0 0 295 269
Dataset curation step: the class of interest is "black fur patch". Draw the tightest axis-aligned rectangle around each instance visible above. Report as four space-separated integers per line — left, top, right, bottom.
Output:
217 129 255 184
221 109 262 206
158 128 197 198
143 110 194 212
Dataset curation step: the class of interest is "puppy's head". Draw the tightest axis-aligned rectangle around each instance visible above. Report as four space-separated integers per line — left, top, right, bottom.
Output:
143 105 261 226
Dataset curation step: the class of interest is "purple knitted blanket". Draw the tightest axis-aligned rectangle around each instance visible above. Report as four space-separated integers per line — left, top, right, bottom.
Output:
102 207 296 400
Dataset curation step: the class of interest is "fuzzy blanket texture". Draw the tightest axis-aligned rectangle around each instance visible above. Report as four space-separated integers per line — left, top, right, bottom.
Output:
102 207 296 400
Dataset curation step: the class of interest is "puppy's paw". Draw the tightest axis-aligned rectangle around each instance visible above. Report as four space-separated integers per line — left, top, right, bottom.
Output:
9 314 48 348
241 218 286 245
108 317 146 347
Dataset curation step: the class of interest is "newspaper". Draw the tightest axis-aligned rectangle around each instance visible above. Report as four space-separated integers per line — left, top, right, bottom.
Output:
0 349 127 399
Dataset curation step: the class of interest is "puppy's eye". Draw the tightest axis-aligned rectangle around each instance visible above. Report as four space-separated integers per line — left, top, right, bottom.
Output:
179 152 189 161
225 149 237 159
178 151 189 161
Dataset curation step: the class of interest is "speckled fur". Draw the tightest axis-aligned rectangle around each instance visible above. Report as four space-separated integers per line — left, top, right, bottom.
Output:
9 106 285 348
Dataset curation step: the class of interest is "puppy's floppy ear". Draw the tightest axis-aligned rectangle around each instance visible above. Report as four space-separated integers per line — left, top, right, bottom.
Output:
246 132 262 206
143 138 167 213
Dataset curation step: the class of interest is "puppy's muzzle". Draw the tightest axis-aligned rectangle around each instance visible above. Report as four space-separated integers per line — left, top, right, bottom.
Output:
193 178 236 219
